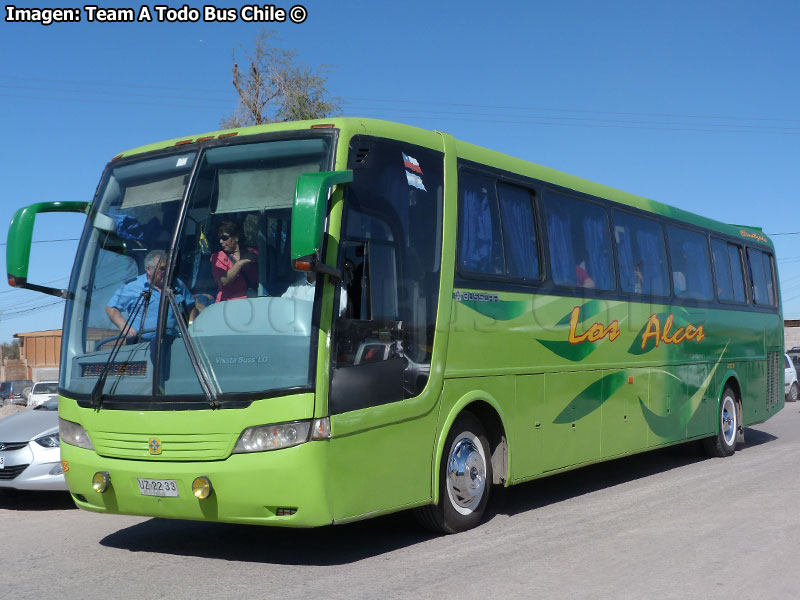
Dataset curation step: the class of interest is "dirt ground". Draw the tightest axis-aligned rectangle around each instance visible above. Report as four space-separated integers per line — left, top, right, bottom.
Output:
0 403 27 420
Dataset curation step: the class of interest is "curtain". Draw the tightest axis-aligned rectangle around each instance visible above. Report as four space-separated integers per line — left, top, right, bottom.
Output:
499 191 538 278
583 216 613 289
617 229 635 292
637 229 668 296
460 189 493 273
547 209 574 286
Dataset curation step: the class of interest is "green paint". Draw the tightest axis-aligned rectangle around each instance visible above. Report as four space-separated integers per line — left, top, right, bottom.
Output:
553 370 628 423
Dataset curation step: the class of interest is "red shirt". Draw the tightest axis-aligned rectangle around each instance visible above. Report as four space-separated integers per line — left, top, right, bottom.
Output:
211 249 258 302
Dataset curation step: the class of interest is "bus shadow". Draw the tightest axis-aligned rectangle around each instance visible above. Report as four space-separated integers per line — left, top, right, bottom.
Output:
0 490 76 512
99 427 778 565
99 510 433 565
486 427 778 520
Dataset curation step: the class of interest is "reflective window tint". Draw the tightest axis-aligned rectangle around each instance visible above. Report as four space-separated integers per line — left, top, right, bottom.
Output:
711 239 746 303
458 172 503 275
613 211 669 296
747 248 776 306
763 251 776 305
727 244 747 303
497 184 539 279
543 193 615 290
666 226 713 301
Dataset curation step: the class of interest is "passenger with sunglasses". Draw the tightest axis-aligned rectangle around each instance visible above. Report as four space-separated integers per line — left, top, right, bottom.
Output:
211 220 259 302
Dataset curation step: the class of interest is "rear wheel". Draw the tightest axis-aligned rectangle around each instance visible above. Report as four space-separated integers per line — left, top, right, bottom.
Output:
415 412 492 533
702 387 738 457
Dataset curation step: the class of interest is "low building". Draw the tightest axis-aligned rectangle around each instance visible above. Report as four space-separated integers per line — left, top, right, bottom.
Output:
12 329 62 382
786 320 800 352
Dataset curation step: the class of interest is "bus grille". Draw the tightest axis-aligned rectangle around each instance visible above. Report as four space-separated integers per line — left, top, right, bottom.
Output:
91 432 234 461
0 464 28 480
767 351 781 410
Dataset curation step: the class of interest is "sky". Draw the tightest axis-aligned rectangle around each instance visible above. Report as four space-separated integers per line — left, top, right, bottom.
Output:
0 0 798 344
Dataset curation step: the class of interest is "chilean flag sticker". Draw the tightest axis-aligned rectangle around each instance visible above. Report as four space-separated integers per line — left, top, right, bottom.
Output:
402 152 423 174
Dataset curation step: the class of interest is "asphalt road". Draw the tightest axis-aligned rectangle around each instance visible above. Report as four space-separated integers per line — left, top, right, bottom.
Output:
2 404 799 600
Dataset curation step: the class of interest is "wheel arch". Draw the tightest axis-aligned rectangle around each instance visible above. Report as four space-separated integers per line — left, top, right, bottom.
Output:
431 391 510 505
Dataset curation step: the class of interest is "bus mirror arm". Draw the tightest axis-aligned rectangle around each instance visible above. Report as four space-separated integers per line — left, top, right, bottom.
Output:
291 255 343 282
6 201 88 297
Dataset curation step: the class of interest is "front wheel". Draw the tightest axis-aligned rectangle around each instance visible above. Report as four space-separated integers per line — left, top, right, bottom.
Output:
702 387 739 457
414 412 492 534
787 382 798 403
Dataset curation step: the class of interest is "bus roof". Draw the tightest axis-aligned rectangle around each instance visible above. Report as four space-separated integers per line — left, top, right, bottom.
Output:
116 117 771 248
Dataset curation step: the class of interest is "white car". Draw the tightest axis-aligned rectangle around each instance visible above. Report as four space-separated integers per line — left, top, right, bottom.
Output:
0 397 65 491
785 354 798 402
27 381 58 408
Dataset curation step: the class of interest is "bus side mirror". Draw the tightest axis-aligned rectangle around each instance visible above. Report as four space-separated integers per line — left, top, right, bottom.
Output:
291 170 353 278
6 201 88 298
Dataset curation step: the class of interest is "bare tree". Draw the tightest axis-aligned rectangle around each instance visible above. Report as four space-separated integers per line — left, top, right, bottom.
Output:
221 29 341 128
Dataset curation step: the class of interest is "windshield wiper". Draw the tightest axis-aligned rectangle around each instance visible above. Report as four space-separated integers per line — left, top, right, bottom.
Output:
164 288 221 409
91 288 150 410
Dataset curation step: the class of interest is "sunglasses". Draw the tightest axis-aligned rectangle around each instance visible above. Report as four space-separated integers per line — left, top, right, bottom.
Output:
219 233 231 241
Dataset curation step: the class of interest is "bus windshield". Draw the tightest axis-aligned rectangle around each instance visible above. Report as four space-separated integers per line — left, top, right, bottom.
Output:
61 136 333 402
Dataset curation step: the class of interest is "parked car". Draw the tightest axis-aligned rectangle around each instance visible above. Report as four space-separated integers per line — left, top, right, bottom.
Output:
27 381 59 408
0 379 34 407
788 347 800 371
0 397 65 491
785 353 798 402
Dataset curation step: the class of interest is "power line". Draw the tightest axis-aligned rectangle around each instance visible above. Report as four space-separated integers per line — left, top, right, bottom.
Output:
3 75 798 124
0 238 79 246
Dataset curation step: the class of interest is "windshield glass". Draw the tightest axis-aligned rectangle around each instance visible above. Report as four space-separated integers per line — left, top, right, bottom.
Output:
61 136 332 401
32 382 58 394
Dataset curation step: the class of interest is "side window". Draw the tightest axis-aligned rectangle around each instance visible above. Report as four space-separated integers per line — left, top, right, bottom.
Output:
747 247 776 306
613 211 669 296
711 239 747 303
457 172 503 275
666 226 713 301
497 183 540 280
543 192 615 290
331 139 444 413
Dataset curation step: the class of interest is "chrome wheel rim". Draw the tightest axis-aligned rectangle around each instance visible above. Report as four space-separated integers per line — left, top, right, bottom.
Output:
792 385 798 402
721 394 736 447
446 432 487 515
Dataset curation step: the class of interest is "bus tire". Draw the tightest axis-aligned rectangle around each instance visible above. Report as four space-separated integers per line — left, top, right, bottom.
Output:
787 382 798 403
702 387 738 457
415 412 492 533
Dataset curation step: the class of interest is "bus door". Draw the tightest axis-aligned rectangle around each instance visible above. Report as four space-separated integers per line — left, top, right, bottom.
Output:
326 137 445 520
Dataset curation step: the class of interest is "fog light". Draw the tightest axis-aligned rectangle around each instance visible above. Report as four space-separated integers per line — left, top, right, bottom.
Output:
92 471 110 493
49 463 64 476
192 476 212 499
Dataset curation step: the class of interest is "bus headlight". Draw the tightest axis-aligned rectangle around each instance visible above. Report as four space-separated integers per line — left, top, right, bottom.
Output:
233 421 311 453
59 418 94 450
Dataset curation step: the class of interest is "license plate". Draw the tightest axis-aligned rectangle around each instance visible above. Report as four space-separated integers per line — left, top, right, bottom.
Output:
0 456 4 469
137 478 178 497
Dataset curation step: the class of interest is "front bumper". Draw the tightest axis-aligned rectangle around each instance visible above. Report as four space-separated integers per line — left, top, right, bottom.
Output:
61 439 333 527
0 444 66 491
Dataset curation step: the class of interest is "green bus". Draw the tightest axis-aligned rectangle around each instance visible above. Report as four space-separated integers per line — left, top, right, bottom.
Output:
6 118 783 533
